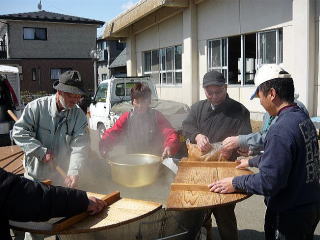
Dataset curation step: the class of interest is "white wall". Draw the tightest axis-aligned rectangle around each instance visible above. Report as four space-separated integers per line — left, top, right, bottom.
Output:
129 0 319 117
135 13 185 102
135 13 183 52
197 0 294 114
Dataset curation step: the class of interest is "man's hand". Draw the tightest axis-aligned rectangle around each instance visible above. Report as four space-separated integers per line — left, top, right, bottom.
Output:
220 151 232 161
195 134 212 152
235 158 250 169
208 177 235 193
42 152 54 163
162 146 172 159
222 136 240 152
87 196 106 215
237 148 252 157
64 175 79 188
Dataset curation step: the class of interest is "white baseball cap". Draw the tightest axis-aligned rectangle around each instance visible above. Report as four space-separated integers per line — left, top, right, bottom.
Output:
250 64 292 100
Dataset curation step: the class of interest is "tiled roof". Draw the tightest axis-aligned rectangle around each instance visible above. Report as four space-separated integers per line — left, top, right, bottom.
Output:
110 48 126 68
0 10 104 25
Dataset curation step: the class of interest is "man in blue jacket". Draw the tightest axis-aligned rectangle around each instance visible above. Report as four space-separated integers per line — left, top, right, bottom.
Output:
209 64 320 240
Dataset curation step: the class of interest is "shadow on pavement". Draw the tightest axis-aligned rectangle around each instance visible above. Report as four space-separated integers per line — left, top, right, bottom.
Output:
212 227 320 240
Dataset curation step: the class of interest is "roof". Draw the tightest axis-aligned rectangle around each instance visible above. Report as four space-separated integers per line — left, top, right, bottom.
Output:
104 0 189 38
0 10 104 26
110 48 126 68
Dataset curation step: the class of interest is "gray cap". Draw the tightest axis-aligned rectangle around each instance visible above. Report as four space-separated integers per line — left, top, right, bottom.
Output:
53 70 86 95
203 70 226 87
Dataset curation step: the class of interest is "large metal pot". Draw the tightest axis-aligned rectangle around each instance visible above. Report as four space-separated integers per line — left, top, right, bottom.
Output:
108 154 161 187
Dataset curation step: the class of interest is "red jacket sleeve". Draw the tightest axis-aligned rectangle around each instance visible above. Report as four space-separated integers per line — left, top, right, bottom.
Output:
99 112 130 155
155 111 180 155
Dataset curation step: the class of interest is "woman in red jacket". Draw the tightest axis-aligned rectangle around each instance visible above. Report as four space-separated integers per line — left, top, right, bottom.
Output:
99 83 179 158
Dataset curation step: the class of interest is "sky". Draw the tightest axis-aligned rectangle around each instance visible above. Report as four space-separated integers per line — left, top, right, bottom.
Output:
1 0 140 36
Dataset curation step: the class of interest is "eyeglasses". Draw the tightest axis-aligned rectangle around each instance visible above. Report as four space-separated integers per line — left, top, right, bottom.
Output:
204 88 225 96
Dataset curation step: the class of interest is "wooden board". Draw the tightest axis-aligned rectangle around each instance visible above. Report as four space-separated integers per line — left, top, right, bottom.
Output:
10 191 162 235
0 145 24 174
166 161 253 210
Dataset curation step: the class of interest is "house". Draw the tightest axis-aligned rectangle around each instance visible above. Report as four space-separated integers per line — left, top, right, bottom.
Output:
0 10 104 95
96 37 126 83
103 0 319 119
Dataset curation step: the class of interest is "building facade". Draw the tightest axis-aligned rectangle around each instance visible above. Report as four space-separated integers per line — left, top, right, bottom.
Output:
0 10 104 95
96 38 126 83
104 0 319 118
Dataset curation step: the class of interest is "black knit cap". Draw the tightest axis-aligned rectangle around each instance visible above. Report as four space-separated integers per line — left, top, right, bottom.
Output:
53 70 86 95
202 70 226 87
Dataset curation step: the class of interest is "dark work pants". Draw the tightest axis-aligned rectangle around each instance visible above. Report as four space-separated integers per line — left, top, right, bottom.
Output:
205 203 238 240
265 203 320 240
0 217 11 240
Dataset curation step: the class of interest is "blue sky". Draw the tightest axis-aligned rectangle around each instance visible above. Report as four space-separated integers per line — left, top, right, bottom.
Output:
1 0 140 36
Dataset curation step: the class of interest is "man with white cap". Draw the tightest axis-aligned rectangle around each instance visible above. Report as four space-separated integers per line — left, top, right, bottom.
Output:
221 65 309 156
209 64 320 239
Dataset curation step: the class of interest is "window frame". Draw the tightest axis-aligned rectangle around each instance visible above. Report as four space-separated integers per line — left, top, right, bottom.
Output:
207 28 283 86
32 68 37 81
143 44 182 86
50 68 72 81
23 27 47 40
257 29 283 67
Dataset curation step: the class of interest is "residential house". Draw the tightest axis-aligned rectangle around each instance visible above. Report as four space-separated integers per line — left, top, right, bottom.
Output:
96 37 126 83
0 10 104 95
104 0 319 119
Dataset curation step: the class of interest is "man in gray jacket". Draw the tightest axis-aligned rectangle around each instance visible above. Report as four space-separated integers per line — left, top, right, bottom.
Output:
13 70 88 188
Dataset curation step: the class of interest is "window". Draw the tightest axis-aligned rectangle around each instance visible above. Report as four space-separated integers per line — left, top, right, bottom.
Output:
143 45 182 85
115 82 142 97
32 68 36 81
102 74 108 81
208 38 228 82
50 68 72 81
208 28 283 85
23 27 47 40
144 50 159 84
94 82 108 102
257 29 283 66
